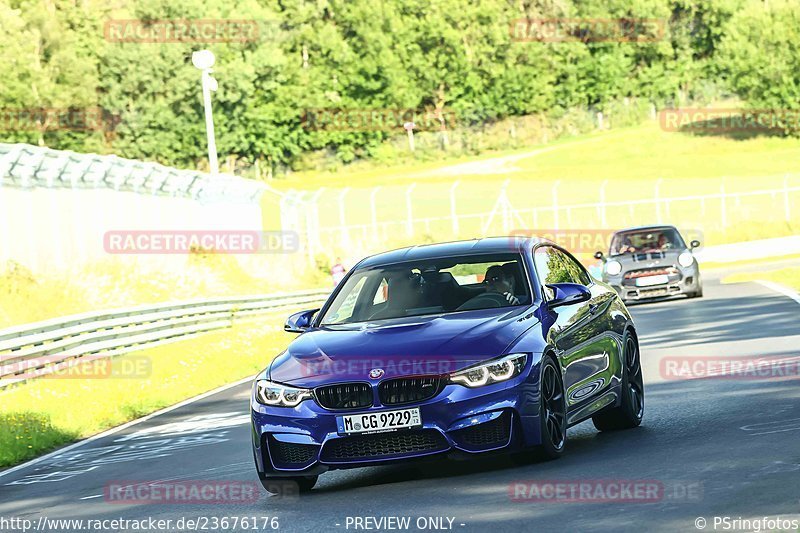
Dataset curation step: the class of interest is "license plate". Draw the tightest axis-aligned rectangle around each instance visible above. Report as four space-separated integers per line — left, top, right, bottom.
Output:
636 274 669 287
337 408 421 435
640 288 668 297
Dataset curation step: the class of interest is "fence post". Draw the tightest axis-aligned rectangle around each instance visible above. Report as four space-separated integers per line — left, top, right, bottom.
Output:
338 187 350 248
370 186 381 241
655 178 662 224
720 182 727 230
450 180 460 236
599 179 608 227
502 179 513 233
552 180 561 230
308 188 325 262
406 183 416 237
785 174 791 222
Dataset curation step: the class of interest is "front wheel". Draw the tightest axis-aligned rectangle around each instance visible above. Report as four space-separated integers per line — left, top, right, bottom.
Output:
260 476 318 494
687 285 703 298
535 356 567 460
592 331 644 431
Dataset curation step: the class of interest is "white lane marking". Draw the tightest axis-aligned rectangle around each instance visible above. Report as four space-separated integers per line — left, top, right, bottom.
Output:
114 412 249 442
0 375 255 480
741 417 800 436
756 280 800 305
79 494 103 500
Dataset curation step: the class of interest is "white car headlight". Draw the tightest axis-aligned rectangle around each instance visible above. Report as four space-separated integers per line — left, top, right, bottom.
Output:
450 354 527 388
678 252 694 267
606 260 622 276
255 380 313 407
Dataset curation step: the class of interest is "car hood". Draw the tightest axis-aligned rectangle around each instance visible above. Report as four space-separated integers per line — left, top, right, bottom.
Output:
269 307 539 387
613 249 684 269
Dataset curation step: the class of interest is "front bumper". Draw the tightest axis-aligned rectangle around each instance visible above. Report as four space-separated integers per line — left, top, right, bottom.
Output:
607 265 701 302
251 370 542 478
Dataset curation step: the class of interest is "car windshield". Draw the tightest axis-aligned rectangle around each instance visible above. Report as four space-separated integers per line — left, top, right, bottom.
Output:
609 228 686 256
319 253 530 325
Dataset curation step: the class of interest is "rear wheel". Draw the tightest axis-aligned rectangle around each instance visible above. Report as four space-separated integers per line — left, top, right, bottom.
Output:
535 356 566 460
260 476 318 494
592 332 644 431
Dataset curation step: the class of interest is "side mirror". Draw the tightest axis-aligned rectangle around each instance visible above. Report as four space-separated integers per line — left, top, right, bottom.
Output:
284 309 319 333
690 240 700 249
546 283 591 309
594 251 605 260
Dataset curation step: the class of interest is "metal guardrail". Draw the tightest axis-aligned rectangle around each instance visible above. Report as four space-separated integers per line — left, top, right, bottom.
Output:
0 289 329 388
0 143 280 203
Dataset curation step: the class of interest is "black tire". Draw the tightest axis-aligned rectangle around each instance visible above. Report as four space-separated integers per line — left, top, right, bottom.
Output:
534 356 567 460
687 285 703 298
260 476 318 494
592 331 644 431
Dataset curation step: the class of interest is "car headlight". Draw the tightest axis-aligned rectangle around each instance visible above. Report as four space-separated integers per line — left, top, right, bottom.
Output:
255 380 313 407
605 260 622 276
678 252 694 267
450 354 527 388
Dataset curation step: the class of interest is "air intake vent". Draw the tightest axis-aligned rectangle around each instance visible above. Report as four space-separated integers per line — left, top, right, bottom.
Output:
320 430 448 462
449 411 512 450
379 377 442 405
314 382 373 410
267 436 318 467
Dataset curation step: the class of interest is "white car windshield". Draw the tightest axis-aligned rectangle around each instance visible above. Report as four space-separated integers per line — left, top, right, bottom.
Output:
609 228 686 257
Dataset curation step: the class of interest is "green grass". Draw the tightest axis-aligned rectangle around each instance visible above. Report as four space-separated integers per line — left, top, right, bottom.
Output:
0 251 327 328
723 267 800 292
0 314 294 467
281 120 800 190
702 253 800 271
271 120 800 258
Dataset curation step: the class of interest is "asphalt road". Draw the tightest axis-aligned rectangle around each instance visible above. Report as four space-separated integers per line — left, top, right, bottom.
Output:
1 277 799 532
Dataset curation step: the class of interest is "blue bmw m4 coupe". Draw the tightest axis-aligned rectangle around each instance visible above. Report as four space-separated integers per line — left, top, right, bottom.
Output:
251 237 644 492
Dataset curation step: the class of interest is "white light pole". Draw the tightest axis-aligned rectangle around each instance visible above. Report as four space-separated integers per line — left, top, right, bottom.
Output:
192 50 219 175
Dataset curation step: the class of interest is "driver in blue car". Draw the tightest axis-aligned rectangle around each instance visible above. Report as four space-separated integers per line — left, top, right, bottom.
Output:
483 264 519 305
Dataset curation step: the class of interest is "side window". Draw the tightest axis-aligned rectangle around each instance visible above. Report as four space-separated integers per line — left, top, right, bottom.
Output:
562 252 592 286
533 247 591 298
372 278 389 305
325 276 367 324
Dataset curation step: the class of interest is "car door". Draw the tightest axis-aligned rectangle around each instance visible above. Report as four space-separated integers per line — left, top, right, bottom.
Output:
533 246 616 421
